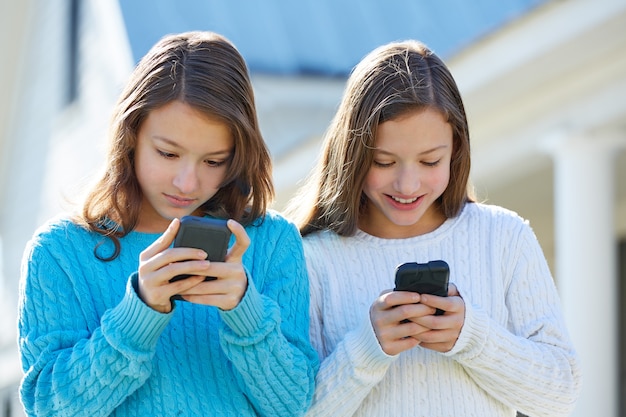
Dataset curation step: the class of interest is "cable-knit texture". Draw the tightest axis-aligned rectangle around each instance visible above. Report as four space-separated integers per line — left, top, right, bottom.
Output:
304 203 582 417
17 210 318 417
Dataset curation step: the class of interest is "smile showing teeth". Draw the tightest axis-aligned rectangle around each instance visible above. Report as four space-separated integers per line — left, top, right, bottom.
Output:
392 196 418 204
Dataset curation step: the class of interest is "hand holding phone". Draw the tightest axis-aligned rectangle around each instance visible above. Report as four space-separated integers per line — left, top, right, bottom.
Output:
394 260 450 315
169 216 231 282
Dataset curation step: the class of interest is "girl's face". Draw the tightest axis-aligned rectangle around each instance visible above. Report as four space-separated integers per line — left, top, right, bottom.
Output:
359 108 452 238
134 100 233 233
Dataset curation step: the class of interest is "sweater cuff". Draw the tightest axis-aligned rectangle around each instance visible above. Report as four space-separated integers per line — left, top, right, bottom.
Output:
347 315 396 372
219 274 265 337
443 300 489 359
102 272 172 354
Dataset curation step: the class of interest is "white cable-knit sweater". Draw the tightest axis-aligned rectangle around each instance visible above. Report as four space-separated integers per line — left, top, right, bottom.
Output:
303 203 581 417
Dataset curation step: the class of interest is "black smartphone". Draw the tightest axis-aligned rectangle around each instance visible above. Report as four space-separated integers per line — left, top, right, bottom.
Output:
394 260 450 316
169 216 231 282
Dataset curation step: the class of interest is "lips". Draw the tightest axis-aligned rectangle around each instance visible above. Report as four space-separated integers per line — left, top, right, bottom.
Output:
164 193 196 208
391 195 419 204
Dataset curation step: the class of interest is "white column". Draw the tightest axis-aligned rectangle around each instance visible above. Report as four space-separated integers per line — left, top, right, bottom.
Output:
549 130 622 417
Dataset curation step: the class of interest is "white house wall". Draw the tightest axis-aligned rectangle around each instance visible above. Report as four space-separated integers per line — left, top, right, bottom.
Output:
0 0 70 351
0 0 133 415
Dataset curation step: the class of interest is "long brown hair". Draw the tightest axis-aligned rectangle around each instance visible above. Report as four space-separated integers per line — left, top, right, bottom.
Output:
286 40 473 236
76 31 273 259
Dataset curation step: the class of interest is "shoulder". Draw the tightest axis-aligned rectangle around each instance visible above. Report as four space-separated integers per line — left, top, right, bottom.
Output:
251 209 293 227
464 202 529 228
240 211 307 273
302 229 339 246
462 202 537 246
244 210 303 253
301 229 345 264
22 215 96 271
27 215 89 248
248 209 298 236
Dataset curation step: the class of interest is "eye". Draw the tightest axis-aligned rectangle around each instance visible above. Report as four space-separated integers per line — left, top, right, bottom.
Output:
157 149 177 159
205 159 228 168
373 160 394 168
422 159 441 167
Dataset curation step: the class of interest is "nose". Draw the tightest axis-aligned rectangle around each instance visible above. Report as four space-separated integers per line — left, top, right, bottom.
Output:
394 164 421 195
173 163 199 194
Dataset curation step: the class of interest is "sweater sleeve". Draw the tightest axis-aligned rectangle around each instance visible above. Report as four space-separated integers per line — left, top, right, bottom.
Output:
18 239 172 417
217 218 319 417
304 254 396 417
444 221 582 417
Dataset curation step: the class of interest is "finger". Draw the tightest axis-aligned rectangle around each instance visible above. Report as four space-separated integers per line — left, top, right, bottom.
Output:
400 303 439 323
447 282 460 297
371 302 426 334
140 218 180 261
139 248 209 283
225 219 250 261
139 269 206 314
376 290 420 310
379 334 422 356
420 292 461 315
169 274 208 294
164 258 215 281
371 292 427 329
180 293 244 311
419 342 455 353
184 262 245 288
412 301 465 331
371 315 426 355
180 288 244 311
178 275 247 310
414 328 459 346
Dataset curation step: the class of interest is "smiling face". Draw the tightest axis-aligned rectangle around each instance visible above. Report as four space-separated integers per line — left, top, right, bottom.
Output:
359 108 453 238
134 100 234 233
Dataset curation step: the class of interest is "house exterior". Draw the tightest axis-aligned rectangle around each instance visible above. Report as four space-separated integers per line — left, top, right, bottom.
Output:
1 0 624 416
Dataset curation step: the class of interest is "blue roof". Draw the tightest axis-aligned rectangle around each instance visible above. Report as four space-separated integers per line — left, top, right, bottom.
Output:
119 0 547 76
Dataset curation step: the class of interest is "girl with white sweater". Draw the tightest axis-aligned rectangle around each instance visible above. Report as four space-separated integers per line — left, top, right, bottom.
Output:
286 40 582 417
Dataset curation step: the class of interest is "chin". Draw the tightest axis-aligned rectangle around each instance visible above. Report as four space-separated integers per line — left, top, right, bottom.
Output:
157 208 193 221
388 212 424 226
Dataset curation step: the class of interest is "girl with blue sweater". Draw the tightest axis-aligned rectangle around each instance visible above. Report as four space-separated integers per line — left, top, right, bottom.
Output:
18 31 317 417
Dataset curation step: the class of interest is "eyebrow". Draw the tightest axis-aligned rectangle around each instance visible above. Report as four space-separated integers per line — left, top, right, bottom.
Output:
374 144 449 156
152 136 233 157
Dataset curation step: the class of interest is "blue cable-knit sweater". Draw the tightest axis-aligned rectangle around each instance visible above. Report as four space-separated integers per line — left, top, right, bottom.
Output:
17 210 318 417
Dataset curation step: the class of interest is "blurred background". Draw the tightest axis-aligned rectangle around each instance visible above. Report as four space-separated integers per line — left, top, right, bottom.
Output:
1 0 625 416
